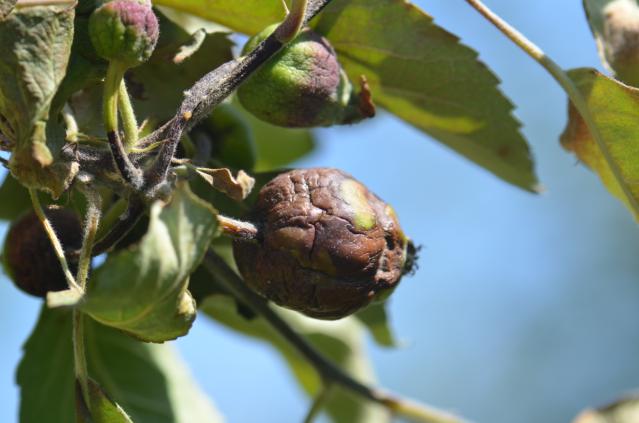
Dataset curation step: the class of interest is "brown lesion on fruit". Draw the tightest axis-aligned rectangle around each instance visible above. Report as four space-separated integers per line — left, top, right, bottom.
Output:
233 168 410 319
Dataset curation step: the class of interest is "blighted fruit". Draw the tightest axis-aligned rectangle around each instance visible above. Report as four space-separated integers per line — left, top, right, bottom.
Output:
3 208 82 298
237 25 374 128
233 168 412 319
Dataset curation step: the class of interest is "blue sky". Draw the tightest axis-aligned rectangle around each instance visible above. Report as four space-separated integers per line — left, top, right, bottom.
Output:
2 1 639 422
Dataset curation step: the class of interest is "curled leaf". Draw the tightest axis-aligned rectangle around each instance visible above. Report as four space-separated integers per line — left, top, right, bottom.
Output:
173 28 207 64
0 4 76 196
560 68 639 220
196 167 255 201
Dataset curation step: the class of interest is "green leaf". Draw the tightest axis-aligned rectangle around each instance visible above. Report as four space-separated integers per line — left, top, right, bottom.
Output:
18 307 222 423
573 395 639 423
0 173 31 220
152 0 285 36
18 307 76 423
0 5 77 196
233 102 316 172
560 68 639 220
315 0 537 191
84 314 223 423
355 303 398 348
201 295 390 423
81 183 219 342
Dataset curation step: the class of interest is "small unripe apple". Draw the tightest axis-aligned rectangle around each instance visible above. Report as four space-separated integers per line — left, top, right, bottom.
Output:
88 0 159 68
233 168 413 320
237 26 372 128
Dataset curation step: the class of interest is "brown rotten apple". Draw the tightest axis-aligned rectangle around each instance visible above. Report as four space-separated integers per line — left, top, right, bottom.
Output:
232 168 414 320
2 208 82 298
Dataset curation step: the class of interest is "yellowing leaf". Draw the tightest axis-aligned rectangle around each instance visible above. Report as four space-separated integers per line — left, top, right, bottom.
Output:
560 68 639 219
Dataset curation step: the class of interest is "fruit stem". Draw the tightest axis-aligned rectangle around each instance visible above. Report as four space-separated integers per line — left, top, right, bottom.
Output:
217 215 259 240
104 61 144 188
103 62 125 135
28 189 81 292
118 80 139 152
203 250 468 423
464 0 639 218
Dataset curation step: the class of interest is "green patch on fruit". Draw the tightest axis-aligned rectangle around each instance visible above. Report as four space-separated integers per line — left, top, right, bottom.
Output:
340 179 377 231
